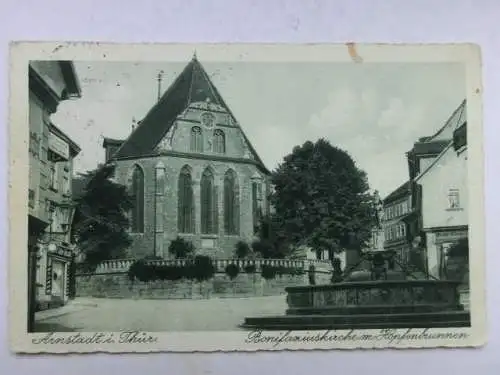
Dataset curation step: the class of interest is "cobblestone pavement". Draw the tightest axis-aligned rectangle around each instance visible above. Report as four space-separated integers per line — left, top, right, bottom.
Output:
35 296 287 332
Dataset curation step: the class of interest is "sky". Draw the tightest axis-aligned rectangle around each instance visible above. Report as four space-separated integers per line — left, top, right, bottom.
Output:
52 59 466 198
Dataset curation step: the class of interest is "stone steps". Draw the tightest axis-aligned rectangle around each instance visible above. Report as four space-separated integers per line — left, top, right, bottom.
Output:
242 311 471 330
286 303 465 315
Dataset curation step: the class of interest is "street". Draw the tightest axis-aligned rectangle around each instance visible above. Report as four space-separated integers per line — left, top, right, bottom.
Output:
35 296 287 332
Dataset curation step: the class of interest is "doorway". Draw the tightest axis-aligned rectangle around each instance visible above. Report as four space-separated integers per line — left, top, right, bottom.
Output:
51 260 65 300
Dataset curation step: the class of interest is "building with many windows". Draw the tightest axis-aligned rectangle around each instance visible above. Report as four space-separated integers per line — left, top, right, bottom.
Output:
382 181 412 267
414 121 468 279
381 100 467 276
28 61 82 329
102 56 271 258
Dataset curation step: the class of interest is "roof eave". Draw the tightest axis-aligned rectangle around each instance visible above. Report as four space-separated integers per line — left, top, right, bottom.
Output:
59 61 82 99
49 122 81 156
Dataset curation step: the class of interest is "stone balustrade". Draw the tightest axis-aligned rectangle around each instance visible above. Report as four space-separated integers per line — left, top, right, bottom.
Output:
84 258 332 275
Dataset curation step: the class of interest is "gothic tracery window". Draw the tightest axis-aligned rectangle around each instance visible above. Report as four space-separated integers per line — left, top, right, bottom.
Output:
155 163 166 232
200 168 217 234
224 169 239 235
213 129 226 154
190 126 203 153
130 165 144 233
178 166 195 233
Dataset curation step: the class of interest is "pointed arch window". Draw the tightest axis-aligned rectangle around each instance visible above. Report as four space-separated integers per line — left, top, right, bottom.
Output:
155 163 166 233
178 166 195 233
252 176 264 234
224 169 239 235
213 129 226 154
201 168 218 234
190 126 203 153
131 165 144 233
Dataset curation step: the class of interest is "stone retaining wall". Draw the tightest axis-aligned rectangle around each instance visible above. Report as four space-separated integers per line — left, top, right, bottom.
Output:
75 272 320 299
75 258 333 300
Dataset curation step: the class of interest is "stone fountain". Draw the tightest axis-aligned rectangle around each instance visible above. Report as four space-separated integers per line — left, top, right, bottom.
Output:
242 250 470 330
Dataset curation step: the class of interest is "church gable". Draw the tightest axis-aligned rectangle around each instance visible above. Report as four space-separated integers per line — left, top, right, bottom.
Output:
155 100 257 163
112 56 268 174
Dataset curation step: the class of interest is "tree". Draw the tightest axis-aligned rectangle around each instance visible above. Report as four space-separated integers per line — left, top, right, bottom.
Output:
252 215 291 259
271 139 378 256
72 163 133 272
168 237 195 259
190 255 216 296
234 241 251 259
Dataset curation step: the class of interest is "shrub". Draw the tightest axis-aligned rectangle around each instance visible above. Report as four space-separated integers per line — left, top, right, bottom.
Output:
128 259 150 282
243 264 257 274
251 239 274 259
235 241 251 259
261 264 277 280
128 258 189 282
168 237 195 259
190 255 216 283
225 263 240 280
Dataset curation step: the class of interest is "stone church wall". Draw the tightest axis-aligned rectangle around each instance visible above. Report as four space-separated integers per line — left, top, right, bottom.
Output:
113 155 269 259
75 272 308 300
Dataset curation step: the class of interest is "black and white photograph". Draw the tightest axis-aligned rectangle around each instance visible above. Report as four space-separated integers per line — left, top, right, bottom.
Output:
9 43 485 352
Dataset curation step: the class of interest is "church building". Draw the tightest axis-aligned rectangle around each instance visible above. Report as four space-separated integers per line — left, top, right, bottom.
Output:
103 56 271 259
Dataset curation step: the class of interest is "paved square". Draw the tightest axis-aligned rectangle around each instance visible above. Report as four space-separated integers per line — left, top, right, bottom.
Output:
35 296 287 332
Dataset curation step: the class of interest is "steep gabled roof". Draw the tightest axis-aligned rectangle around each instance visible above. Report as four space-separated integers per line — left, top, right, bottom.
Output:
411 140 450 156
112 56 268 172
427 99 467 142
383 180 411 204
102 137 125 147
414 141 453 183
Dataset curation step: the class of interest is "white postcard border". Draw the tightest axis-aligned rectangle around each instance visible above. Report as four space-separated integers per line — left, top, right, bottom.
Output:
8 42 486 353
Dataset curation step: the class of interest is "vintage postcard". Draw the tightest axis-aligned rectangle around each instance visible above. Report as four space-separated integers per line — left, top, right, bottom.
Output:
9 42 486 353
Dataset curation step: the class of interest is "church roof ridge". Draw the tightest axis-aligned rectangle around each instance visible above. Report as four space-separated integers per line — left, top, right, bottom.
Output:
111 58 269 173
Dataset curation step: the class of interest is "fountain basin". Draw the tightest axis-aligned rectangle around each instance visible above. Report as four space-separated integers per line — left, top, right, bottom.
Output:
242 279 471 330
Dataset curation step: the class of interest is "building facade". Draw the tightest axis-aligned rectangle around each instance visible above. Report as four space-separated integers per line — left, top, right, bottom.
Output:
104 56 271 259
28 61 81 328
382 182 413 268
380 100 467 277
35 123 81 309
407 99 467 277
415 121 468 279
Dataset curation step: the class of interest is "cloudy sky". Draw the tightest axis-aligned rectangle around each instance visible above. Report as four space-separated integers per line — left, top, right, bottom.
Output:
52 59 465 198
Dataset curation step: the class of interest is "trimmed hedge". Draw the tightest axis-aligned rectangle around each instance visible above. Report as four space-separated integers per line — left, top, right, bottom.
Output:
261 264 304 280
127 257 304 283
243 264 257 274
128 255 215 283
